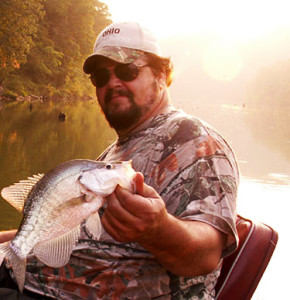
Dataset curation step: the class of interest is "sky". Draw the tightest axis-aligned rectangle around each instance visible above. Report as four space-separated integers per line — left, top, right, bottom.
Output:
103 0 290 40
102 0 290 82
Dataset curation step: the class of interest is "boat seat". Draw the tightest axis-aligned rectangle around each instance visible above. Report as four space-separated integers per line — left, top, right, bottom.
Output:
215 215 278 300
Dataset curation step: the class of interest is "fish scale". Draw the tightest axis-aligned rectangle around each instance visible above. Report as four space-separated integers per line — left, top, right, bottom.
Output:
0 159 135 292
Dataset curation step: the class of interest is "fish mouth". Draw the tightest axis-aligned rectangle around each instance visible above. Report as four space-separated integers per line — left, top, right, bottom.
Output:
78 174 96 199
78 161 135 197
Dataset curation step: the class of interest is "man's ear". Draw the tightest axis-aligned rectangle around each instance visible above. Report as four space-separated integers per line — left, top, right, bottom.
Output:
157 71 167 90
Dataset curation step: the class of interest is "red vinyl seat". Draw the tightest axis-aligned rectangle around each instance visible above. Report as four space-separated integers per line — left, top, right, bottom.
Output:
215 215 278 300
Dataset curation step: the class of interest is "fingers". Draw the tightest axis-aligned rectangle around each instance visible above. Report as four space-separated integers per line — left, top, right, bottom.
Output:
101 191 145 242
101 172 167 242
104 191 137 225
101 200 136 241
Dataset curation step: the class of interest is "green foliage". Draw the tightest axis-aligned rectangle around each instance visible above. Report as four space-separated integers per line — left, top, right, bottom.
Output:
0 0 111 99
247 59 290 107
0 0 44 80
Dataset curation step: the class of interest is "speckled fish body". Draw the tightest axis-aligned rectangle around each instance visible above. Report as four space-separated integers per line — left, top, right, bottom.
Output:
0 159 135 291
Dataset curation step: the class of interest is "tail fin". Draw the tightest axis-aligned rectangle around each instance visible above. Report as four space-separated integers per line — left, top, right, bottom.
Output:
0 242 26 292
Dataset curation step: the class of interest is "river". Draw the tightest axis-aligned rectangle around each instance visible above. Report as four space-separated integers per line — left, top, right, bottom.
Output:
0 98 289 299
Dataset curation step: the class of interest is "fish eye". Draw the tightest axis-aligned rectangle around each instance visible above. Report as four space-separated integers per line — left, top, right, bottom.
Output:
105 163 113 170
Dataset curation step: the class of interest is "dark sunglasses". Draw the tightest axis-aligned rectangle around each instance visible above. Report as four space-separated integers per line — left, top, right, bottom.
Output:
90 63 150 87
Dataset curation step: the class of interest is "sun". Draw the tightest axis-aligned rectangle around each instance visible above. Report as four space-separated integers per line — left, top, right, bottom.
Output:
202 41 243 81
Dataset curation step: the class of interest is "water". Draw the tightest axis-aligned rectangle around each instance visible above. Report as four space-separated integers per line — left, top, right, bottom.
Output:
0 99 116 229
176 100 290 299
0 99 289 299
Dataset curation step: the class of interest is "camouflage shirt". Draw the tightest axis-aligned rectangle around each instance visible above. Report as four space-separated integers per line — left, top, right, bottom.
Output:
24 107 239 299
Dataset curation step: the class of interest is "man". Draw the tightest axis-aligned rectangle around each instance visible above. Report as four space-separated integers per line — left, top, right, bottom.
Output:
1 22 239 299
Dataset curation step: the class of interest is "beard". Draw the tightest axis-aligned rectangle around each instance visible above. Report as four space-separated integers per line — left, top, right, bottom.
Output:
102 83 158 132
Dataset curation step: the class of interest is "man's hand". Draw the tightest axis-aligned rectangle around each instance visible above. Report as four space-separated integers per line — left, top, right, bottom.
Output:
102 172 225 277
102 172 168 243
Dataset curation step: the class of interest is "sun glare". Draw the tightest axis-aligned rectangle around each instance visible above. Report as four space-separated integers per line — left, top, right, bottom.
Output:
202 42 243 81
103 0 290 82
103 0 290 41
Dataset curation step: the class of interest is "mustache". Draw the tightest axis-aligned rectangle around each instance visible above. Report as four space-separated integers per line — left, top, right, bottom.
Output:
105 89 131 104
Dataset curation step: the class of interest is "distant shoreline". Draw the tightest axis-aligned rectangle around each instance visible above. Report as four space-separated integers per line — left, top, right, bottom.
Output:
0 95 44 103
0 94 94 103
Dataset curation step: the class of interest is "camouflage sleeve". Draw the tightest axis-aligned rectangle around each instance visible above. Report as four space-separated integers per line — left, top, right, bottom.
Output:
158 128 239 257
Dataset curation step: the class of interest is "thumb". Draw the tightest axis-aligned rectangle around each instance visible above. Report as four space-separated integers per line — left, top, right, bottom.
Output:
134 172 159 198
134 172 144 194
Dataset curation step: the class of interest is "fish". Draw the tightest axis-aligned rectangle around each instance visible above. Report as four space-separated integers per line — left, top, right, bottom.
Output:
0 159 136 292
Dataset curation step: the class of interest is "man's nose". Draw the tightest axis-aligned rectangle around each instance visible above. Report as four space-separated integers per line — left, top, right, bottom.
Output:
107 71 122 88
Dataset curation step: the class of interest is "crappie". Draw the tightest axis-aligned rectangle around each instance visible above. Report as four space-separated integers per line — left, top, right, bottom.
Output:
0 159 136 292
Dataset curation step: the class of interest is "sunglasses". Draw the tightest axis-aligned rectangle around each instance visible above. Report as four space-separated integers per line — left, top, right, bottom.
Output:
90 63 150 87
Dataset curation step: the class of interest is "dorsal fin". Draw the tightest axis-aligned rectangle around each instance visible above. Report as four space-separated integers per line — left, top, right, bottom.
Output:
1 174 44 212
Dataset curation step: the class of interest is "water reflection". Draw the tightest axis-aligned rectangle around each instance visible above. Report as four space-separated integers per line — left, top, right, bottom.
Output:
1 99 289 229
174 100 290 184
245 106 290 171
0 99 116 229
238 179 290 300
174 100 290 299
0 99 288 299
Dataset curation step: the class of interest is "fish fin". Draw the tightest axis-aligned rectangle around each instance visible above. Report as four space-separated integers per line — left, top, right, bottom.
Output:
84 191 100 202
0 242 26 292
33 226 80 268
86 212 103 239
1 174 44 212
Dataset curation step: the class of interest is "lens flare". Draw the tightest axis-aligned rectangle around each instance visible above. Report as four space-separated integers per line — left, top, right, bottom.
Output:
202 42 243 81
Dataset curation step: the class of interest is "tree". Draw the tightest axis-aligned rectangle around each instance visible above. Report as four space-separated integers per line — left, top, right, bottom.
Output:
0 0 44 82
247 59 290 107
1 0 112 99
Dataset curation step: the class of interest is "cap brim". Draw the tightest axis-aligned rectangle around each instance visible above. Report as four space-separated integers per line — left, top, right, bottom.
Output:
83 46 144 74
83 55 104 74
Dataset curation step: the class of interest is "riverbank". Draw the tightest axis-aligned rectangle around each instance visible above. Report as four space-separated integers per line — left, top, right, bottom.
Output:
0 94 45 103
0 94 94 103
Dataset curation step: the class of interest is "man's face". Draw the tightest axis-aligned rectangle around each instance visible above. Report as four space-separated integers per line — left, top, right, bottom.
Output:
93 57 163 133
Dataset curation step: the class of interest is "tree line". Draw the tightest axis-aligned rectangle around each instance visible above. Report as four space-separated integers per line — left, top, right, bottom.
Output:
0 0 111 100
246 59 290 108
